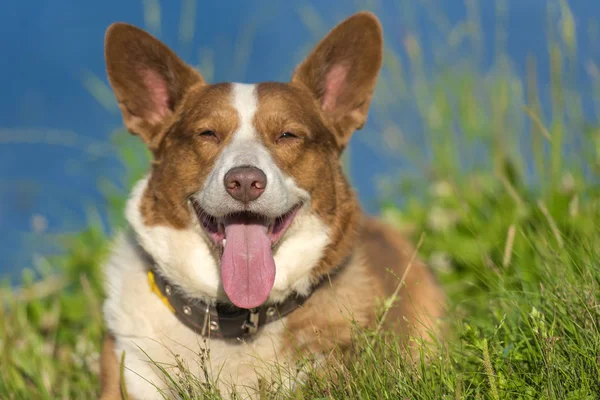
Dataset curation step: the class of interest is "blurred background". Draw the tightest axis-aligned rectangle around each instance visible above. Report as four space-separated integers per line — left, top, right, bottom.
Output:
1 0 598 282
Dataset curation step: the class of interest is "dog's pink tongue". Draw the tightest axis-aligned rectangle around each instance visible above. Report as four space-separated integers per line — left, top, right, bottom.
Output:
221 222 276 309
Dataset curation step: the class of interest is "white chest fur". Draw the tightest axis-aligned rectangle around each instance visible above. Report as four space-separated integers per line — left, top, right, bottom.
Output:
102 233 299 399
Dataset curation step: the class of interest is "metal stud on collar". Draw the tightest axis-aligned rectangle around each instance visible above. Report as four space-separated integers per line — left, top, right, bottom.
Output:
183 305 192 315
210 321 219 331
164 284 172 296
266 306 276 317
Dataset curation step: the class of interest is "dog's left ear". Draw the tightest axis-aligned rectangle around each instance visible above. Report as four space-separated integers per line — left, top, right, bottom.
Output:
291 12 383 150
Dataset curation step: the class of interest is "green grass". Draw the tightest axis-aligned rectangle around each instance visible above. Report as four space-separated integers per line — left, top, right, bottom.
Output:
2 1 600 398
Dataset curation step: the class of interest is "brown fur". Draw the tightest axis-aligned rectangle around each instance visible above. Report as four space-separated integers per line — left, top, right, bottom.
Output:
100 11 445 399
283 217 445 357
99 332 129 400
253 82 362 282
140 83 239 228
361 218 446 337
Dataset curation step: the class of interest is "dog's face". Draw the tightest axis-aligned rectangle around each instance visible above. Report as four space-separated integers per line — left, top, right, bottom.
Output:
105 12 383 309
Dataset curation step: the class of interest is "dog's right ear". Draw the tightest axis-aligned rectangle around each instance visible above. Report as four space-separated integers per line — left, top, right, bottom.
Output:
105 23 205 150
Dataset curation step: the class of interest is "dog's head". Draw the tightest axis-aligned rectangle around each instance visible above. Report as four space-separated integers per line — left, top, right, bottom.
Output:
105 12 383 309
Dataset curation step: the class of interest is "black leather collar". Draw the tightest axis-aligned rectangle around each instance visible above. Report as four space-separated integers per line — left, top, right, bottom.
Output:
149 267 310 339
136 235 350 340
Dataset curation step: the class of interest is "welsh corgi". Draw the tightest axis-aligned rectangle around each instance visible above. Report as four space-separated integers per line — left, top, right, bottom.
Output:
99 12 445 400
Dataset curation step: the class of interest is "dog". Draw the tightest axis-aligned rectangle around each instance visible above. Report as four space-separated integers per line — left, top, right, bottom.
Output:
99 11 445 399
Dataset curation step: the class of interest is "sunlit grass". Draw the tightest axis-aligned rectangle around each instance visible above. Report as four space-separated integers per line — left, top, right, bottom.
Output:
2 0 600 398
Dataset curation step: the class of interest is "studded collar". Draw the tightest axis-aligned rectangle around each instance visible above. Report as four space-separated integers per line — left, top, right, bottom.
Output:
137 234 350 340
147 267 310 339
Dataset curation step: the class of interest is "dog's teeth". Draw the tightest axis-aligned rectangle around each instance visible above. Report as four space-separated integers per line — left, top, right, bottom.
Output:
222 239 226 246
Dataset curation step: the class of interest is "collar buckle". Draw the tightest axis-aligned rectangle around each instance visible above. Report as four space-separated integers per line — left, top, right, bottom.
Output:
241 308 260 335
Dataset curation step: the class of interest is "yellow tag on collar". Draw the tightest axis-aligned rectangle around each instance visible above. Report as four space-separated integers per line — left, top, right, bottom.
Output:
147 270 175 313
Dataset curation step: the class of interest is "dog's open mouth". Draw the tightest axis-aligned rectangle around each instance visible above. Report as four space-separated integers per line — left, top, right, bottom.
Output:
190 200 301 309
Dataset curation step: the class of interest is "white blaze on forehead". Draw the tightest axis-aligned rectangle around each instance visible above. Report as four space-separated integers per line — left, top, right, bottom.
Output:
231 83 258 142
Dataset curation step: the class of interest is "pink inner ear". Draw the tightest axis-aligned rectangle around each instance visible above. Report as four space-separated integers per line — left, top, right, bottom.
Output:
141 69 171 123
322 64 349 113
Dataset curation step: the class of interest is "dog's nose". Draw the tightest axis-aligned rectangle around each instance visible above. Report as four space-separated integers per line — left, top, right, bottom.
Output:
224 166 267 203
